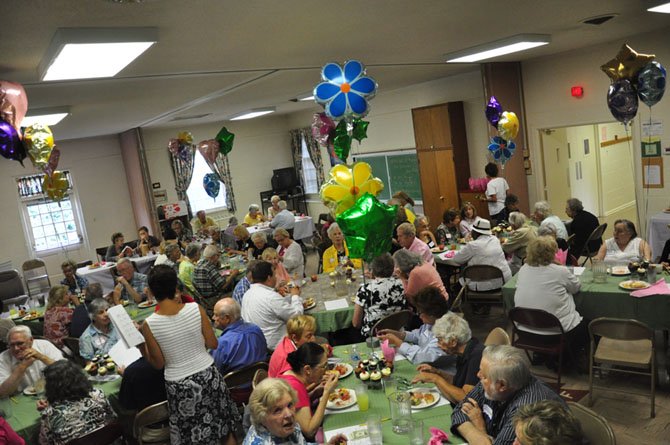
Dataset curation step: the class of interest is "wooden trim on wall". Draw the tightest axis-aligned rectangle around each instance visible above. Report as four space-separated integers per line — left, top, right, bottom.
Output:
600 136 632 148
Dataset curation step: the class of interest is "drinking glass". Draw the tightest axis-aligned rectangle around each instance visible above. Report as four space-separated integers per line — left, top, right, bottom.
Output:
382 376 397 398
128 301 139 319
367 413 383 445
408 419 425 445
592 258 607 284
389 391 411 434
356 384 369 411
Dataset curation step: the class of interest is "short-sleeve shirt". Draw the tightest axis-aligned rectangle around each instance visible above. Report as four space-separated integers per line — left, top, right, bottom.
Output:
354 277 406 336
120 272 148 301
44 306 75 348
452 338 485 388
486 177 509 215
0 340 64 392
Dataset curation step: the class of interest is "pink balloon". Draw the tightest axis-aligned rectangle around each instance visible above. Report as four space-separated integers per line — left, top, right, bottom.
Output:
43 147 60 176
197 139 219 164
311 112 336 147
0 81 28 132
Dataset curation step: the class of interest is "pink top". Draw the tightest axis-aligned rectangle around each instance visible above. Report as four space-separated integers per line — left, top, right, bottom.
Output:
408 237 435 267
279 373 310 411
269 336 296 378
44 306 74 348
275 262 291 284
555 249 568 265
404 263 449 301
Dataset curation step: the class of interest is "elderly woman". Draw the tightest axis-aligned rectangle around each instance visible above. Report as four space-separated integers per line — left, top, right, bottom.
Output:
250 232 269 259
538 223 568 265
412 312 484 403
436 208 461 245
503 212 538 274
43 285 80 349
459 202 483 239
38 360 116 445
393 249 449 302
261 248 292 286
515 237 587 362
393 190 416 214
78 299 120 360
105 232 131 262
596 219 652 264
229 224 253 256
513 400 584 445
353 253 405 337
245 204 266 226
59 260 88 295
321 223 362 273
267 195 281 219
414 216 437 248
142 265 240 444
279 343 339 440
154 242 182 272
178 243 201 295
269 315 317 378
244 378 346 445
378 286 448 365
274 228 304 279
532 201 568 240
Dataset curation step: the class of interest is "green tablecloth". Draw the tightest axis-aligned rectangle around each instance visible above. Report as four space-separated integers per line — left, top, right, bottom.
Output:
502 270 670 330
323 343 464 444
300 273 358 335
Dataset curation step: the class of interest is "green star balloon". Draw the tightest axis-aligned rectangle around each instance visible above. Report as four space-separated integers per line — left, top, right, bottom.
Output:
336 193 397 262
215 127 235 155
332 120 351 161
352 119 369 143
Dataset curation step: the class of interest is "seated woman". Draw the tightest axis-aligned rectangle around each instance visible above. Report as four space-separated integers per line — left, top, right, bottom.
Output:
38 360 116 444
44 285 80 349
249 232 270 259
414 216 437 248
229 225 253 256
59 260 88 295
353 253 405 338
513 400 584 445
459 202 482 239
261 248 292 287
78 299 120 360
279 343 339 440
514 236 587 361
596 218 652 264
503 212 537 274
435 208 461 245
377 286 449 365
274 228 304 279
244 378 346 445
661 238 670 269
321 223 362 273
269 315 317 377
537 223 568 265
105 232 132 262
178 243 201 295
393 249 449 302
244 204 267 226
411 312 484 404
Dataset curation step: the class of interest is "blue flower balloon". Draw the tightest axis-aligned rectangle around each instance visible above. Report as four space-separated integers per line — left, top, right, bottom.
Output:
488 136 516 165
203 173 220 198
314 60 377 120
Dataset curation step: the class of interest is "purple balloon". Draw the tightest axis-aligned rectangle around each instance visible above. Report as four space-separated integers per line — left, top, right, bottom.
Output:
0 119 26 165
607 79 638 125
637 61 666 108
485 96 503 128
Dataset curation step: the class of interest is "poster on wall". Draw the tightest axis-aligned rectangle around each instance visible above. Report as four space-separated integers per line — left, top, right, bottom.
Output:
642 157 664 188
153 189 168 204
162 201 188 219
641 120 663 138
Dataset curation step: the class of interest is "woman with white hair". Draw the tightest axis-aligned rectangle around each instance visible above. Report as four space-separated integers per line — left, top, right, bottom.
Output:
250 231 270 259
273 228 304 279
267 195 281 219
321 223 362 273
245 203 266 226
502 212 537 274
412 312 484 403
78 299 120 360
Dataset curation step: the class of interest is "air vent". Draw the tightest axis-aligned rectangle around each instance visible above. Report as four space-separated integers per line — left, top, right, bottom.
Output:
582 14 618 25
169 113 211 122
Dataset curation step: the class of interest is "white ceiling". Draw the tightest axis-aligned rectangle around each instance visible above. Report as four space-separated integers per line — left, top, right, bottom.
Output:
3 0 670 140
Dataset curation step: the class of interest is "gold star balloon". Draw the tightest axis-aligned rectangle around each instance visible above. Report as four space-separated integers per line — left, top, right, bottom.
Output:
601 44 655 82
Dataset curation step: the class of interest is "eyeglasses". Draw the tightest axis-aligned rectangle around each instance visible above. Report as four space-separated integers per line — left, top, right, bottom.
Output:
8 341 28 348
313 362 328 370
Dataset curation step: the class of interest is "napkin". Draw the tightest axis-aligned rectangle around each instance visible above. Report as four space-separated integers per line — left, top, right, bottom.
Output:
428 427 449 445
380 339 396 363
324 299 349 311
439 251 456 260
631 279 670 298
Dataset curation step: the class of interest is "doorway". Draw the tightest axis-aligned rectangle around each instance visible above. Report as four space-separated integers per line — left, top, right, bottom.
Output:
539 122 637 230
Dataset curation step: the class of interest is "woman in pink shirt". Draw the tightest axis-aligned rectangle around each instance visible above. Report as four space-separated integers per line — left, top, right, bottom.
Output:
269 315 317 378
393 249 449 303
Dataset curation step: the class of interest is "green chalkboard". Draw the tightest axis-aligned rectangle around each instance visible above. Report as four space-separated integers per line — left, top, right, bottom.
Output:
353 152 422 202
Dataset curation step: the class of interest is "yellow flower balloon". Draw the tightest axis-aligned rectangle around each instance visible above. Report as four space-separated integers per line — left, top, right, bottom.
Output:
42 171 69 202
320 162 384 216
24 124 55 170
497 111 519 141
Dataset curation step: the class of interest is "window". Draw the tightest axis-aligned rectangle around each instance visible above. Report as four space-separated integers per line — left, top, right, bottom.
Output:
300 136 318 194
16 171 87 254
186 151 227 213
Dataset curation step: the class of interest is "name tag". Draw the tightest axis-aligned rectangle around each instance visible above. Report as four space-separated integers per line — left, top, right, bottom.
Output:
483 404 493 419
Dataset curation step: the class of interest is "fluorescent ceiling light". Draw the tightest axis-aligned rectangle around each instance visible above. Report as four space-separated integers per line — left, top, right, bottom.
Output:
648 2 670 12
445 34 551 63
297 94 314 101
230 107 276 121
22 107 71 127
39 28 158 81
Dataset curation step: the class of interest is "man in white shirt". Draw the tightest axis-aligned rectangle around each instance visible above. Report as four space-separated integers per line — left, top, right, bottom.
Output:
240 261 304 349
483 163 509 224
532 201 568 240
0 326 63 397
397 222 435 267
269 200 295 230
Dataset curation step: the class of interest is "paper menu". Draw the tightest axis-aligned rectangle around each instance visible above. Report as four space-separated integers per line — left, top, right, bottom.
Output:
324 424 370 445
108 341 142 368
107 304 145 347
324 298 349 311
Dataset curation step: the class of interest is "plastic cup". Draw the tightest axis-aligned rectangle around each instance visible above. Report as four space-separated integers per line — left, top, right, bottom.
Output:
367 413 383 445
409 419 425 445
383 376 397 398
356 384 369 411
389 391 411 434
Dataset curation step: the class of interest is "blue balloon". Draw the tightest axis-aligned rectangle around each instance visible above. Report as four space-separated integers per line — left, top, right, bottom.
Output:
637 61 666 107
313 60 377 120
203 173 220 198
607 79 638 125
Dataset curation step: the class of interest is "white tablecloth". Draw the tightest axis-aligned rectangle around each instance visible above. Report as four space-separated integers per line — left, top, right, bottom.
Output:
77 254 158 294
648 211 670 260
247 216 315 241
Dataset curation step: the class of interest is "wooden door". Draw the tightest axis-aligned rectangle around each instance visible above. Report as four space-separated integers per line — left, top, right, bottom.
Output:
417 148 458 229
540 128 572 215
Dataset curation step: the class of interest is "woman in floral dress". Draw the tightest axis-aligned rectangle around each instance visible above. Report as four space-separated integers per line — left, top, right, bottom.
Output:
43 285 80 349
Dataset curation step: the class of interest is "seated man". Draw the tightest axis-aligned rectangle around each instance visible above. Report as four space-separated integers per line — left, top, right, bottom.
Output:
192 210 217 235
154 243 181 274
0 326 63 397
211 298 267 375
111 258 148 304
240 261 303 350
59 259 89 294
192 245 239 309
532 201 568 241
451 345 564 445
269 200 295 230
136 226 161 256
178 243 201 295
412 312 484 404
397 222 435 267
232 261 256 305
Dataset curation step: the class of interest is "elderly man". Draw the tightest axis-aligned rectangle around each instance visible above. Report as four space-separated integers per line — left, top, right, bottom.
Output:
502 212 538 275
532 201 568 240
211 298 267 375
451 345 564 445
111 258 148 304
269 200 295 230
240 261 303 350
244 204 266 226
0 326 63 397
232 260 256 305
192 210 217 234
397 221 435 267
178 243 201 295
267 194 281 219
154 243 182 273
193 245 239 308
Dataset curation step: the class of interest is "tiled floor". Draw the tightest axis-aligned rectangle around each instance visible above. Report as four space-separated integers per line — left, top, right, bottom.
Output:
303 249 670 445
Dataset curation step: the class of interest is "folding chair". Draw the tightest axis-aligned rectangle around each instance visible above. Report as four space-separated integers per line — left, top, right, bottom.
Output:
66 421 125 445
22 259 50 298
580 223 608 266
567 402 616 445
133 401 170 445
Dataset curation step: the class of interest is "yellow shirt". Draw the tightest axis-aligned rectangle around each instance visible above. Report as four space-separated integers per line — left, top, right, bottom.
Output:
244 213 264 226
192 216 217 232
322 243 363 273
